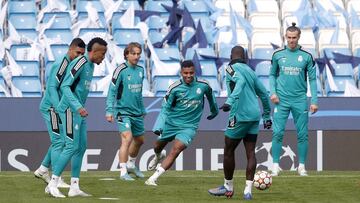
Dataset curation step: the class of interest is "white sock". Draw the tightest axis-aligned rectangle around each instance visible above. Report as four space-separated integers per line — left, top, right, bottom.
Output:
127 156 136 168
224 178 233 191
119 163 127 176
49 175 59 187
149 166 165 181
244 180 253 194
273 163 279 170
39 165 49 173
71 177 80 190
298 163 305 170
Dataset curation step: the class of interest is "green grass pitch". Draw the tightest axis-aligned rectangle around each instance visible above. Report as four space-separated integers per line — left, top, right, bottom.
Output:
0 171 359 202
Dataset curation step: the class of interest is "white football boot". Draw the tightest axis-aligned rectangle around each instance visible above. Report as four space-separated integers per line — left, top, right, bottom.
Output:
68 188 92 197
145 178 158 186
271 163 282 176
45 185 66 198
147 151 166 171
57 177 70 188
297 166 308 176
34 169 50 183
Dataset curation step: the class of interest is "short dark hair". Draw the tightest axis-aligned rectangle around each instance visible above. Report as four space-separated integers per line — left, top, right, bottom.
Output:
70 38 85 48
231 45 246 60
286 22 301 35
87 37 107 52
124 42 142 60
181 60 194 69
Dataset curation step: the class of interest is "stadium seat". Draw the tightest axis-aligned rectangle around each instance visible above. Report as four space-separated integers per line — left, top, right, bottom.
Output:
8 1 37 15
76 0 105 13
44 28 73 44
198 76 221 96
217 29 249 50
89 76 105 97
113 28 144 46
16 29 38 41
214 0 245 16
145 0 173 13
247 0 279 17
249 14 281 33
185 48 216 60
317 29 349 52
12 76 42 97
153 75 180 97
321 48 352 59
16 61 40 77
9 44 32 61
333 63 354 77
257 76 270 94
9 13 37 30
154 47 181 61
325 76 356 96
252 48 274 60
255 61 271 77
200 60 218 77
49 44 69 61
148 30 167 44
281 0 309 18
77 12 107 28
121 0 141 10
41 0 71 10
251 31 282 54
79 28 108 43
112 12 141 32
42 12 72 29
45 61 54 81
147 16 168 31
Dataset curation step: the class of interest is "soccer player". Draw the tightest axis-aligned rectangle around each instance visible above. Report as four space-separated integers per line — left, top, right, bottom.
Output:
105 42 146 181
270 23 318 177
34 38 86 188
46 37 107 198
145 60 219 186
208 45 272 200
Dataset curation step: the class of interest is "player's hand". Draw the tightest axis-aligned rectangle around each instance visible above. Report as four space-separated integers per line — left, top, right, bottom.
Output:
207 113 217 120
153 129 162 136
78 108 88 117
270 94 279 104
263 119 272 129
219 103 231 112
310 104 318 114
106 115 114 122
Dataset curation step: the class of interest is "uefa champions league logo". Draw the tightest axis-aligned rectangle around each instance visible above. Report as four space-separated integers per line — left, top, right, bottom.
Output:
255 142 297 171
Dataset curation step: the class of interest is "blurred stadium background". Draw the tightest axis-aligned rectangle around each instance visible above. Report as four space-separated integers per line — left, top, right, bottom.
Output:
0 0 360 173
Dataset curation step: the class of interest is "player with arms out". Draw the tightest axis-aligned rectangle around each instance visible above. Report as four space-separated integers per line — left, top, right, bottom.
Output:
270 23 318 177
208 45 272 200
105 42 146 181
46 37 107 198
145 60 219 186
34 38 86 188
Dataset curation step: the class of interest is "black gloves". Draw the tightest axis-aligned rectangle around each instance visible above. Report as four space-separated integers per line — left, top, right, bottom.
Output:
153 129 163 136
263 119 272 129
219 103 231 112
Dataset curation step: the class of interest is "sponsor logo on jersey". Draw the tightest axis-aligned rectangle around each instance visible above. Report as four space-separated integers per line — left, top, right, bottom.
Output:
196 88 201 94
298 55 303 62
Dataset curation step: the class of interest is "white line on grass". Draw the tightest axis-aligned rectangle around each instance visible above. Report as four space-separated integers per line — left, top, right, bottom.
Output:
99 197 119 200
99 178 116 181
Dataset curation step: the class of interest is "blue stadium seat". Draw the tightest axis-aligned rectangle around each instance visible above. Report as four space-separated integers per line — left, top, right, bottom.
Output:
200 60 218 77
218 43 233 59
10 44 32 61
252 48 274 60
111 12 141 32
148 30 166 44
255 61 271 77
153 75 180 97
185 48 216 60
41 0 71 10
147 16 167 31
321 48 352 59
45 61 54 81
89 76 105 97
333 63 354 76
79 28 107 39
44 28 73 44
76 0 105 13
16 29 38 40
16 61 40 77
50 44 69 61
154 47 181 61
0 76 5 97
121 0 141 10
184 0 209 13
77 12 107 28
198 76 221 96
8 1 37 15
325 76 356 96
145 0 173 13
12 76 42 97
42 12 72 29
9 13 37 30
113 28 144 45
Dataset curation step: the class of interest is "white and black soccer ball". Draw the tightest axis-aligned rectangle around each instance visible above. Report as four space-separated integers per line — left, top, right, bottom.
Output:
253 170 272 190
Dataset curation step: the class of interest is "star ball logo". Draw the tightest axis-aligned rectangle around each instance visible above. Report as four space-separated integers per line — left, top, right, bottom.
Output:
255 142 296 171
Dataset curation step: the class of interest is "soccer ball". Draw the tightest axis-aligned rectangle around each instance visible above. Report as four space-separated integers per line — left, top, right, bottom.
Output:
253 171 272 190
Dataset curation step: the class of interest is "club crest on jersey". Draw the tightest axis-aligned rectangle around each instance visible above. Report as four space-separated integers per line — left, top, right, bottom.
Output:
298 55 303 62
127 75 131 80
196 88 201 94
125 123 130 128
